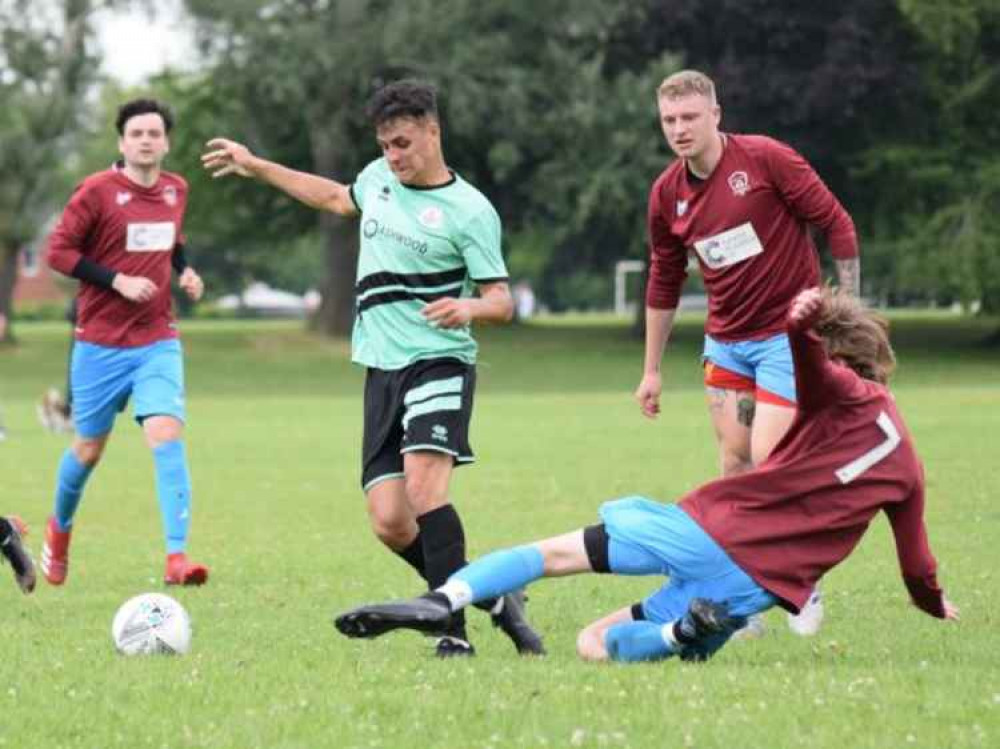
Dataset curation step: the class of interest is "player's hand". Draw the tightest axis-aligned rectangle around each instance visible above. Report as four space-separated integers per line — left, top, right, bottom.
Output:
422 298 474 328
178 268 204 302
201 138 255 178
942 597 960 621
635 372 663 419
112 274 158 303
789 287 824 327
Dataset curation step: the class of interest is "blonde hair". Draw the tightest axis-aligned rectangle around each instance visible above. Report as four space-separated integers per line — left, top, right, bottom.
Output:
815 288 896 385
657 70 717 104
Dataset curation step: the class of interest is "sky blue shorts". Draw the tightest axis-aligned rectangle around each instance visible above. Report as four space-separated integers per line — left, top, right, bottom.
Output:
599 497 777 625
703 332 797 404
71 339 186 439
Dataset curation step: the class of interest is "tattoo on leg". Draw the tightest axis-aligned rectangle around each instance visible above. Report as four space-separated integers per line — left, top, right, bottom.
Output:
707 387 727 412
737 396 756 428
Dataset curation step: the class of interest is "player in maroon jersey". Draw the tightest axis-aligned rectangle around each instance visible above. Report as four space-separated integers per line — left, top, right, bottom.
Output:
42 99 209 587
634 70 861 634
335 287 958 663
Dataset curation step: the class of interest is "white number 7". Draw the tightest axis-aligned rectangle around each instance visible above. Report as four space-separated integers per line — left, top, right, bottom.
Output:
835 411 901 484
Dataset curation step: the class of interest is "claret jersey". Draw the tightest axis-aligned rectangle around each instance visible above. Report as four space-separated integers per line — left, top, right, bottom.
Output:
47 165 188 347
680 309 944 617
646 134 858 341
349 158 508 370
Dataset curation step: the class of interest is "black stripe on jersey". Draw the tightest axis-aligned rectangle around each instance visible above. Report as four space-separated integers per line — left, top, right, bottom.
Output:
357 288 460 314
470 276 509 284
356 267 467 296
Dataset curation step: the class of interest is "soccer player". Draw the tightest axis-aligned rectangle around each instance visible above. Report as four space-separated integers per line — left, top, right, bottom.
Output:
42 98 209 587
0 516 35 594
335 287 959 663
201 80 543 657
634 70 861 635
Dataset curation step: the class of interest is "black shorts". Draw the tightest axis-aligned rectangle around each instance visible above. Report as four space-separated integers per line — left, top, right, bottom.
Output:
361 358 476 491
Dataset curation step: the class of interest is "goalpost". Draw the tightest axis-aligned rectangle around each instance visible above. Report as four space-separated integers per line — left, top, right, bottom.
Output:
614 259 645 316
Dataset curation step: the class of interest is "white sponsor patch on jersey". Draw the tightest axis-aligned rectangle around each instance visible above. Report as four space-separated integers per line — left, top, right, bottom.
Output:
693 222 764 270
126 222 175 252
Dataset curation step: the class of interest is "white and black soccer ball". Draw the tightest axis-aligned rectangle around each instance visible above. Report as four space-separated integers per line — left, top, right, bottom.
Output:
111 593 192 656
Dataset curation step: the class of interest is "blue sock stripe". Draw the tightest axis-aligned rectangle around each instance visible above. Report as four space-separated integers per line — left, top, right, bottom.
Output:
53 449 95 531
451 545 545 604
153 440 192 555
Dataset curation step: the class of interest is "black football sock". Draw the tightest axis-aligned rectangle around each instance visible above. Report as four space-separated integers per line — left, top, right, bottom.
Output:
393 534 428 583
417 504 475 637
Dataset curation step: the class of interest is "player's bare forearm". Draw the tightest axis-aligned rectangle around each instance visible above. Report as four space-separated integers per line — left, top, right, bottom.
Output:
643 307 676 374
835 257 861 296
251 159 355 216
472 282 514 323
421 283 512 328
202 137 356 216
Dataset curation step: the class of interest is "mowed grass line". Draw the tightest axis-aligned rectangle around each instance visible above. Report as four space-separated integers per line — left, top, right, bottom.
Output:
1 315 997 749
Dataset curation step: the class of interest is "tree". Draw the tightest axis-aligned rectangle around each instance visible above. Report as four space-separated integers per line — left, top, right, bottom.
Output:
857 0 1000 312
0 0 97 343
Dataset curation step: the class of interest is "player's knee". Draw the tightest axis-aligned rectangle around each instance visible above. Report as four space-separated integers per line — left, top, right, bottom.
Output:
365 508 413 549
720 449 753 477
72 438 105 466
143 416 183 449
576 625 609 662
369 519 413 550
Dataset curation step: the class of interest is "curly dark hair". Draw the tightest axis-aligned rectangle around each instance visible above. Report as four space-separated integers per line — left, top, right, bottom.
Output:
365 79 438 127
115 98 174 135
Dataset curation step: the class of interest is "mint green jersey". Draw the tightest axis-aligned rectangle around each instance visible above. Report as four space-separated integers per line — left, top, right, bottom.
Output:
349 158 507 370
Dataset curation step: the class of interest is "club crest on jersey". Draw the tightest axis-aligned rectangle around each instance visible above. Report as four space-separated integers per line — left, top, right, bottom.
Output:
116 191 132 206
418 206 444 229
727 171 750 197
163 185 177 206
676 199 689 217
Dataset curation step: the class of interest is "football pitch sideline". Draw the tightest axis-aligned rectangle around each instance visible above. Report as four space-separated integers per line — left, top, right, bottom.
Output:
1 314 997 749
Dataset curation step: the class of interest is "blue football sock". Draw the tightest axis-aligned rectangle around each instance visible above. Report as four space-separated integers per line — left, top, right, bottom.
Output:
153 441 192 555
53 449 95 531
604 620 678 663
451 545 545 604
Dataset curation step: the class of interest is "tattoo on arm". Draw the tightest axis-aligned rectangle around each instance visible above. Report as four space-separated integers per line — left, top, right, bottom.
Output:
836 257 861 296
737 395 756 428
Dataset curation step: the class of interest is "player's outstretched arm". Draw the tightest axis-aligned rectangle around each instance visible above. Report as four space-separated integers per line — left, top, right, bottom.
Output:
201 138 357 217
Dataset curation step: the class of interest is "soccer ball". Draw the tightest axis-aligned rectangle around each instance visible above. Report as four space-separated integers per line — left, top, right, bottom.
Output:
111 593 192 655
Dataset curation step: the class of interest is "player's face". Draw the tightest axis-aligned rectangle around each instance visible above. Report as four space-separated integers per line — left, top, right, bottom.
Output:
375 117 441 185
118 113 170 170
658 94 720 161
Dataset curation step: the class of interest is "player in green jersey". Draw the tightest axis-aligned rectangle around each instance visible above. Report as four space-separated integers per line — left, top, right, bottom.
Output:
203 80 544 658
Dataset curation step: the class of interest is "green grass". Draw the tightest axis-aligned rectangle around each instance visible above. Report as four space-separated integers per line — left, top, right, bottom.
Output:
1 314 998 749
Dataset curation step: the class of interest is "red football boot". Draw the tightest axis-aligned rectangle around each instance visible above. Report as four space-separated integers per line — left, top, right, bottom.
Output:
164 553 209 586
41 516 72 585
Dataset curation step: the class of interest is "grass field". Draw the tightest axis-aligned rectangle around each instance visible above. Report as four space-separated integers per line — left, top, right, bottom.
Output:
1 313 998 749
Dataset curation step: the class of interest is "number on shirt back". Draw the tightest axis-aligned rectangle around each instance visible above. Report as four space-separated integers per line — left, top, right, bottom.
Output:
835 411 901 484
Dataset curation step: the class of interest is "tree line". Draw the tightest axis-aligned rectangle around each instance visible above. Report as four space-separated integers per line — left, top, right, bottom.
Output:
1 0 997 342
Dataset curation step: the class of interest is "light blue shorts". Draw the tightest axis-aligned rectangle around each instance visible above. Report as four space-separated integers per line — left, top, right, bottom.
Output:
599 497 777 625
703 333 796 404
71 339 186 439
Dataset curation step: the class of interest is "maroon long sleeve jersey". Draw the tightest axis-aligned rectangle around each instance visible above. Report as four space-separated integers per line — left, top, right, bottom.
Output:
646 134 858 341
680 310 946 618
46 166 188 347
